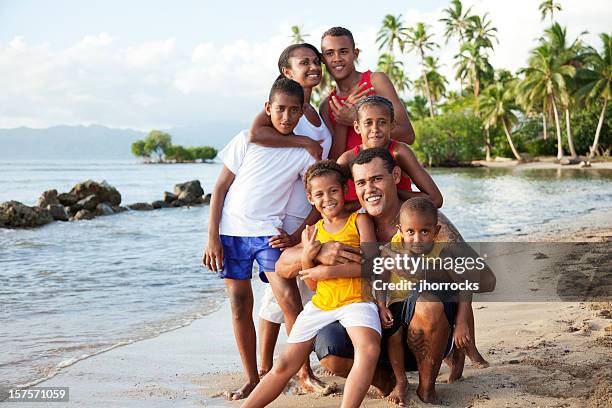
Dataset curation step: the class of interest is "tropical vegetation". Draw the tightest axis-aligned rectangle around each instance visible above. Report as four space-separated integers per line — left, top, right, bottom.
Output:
131 130 217 163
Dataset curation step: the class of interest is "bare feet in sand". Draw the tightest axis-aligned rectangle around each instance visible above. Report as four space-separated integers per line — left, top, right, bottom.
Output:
372 366 396 398
387 377 408 406
467 347 490 368
445 348 465 384
298 368 329 394
223 381 258 400
416 385 438 404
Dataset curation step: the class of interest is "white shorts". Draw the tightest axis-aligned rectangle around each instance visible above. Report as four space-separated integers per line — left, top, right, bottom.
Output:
287 301 381 343
258 214 313 324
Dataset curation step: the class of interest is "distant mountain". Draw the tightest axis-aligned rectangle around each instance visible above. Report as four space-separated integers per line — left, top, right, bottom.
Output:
0 123 248 160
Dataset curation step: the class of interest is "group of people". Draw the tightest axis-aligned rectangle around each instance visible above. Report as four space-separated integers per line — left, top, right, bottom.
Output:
202 27 496 407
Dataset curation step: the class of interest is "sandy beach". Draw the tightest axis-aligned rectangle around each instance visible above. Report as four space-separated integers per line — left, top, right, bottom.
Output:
3 220 611 408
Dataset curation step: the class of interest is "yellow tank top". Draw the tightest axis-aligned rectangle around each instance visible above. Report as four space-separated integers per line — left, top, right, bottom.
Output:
386 232 444 306
311 211 365 311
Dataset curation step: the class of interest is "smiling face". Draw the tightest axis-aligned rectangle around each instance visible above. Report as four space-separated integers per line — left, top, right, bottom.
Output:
306 173 346 219
354 104 394 149
321 35 358 81
352 157 400 217
282 47 322 89
398 211 440 255
265 92 303 135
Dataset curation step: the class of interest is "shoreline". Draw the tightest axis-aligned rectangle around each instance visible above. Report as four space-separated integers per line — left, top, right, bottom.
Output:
2 212 610 407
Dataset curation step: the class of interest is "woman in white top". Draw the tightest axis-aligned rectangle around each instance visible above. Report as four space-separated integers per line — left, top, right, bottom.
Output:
247 43 332 393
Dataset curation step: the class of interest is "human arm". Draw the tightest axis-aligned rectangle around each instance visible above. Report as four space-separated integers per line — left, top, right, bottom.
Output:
320 96 347 161
325 84 371 159
299 262 362 281
276 241 362 279
248 110 323 159
300 225 321 291
394 142 443 208
202 165 235 272
371 71 415 145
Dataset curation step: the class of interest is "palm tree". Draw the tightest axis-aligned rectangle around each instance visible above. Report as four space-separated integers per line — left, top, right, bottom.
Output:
454 41 493 98
377 53 411 93
539 0 562 25
290 26 309 44
520 42 576 160
576 33 611 160
465 14 498 50
406 22 438 117
545 23 586 158
414 56 448 102
405 96 430 121
440 0 473 44
479 82 522 160
376 14 409 53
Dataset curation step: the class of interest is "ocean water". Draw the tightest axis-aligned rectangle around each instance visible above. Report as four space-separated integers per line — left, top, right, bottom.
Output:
1 160 611 389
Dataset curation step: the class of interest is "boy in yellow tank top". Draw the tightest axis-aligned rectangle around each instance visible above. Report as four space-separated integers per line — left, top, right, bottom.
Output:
242 161 381 408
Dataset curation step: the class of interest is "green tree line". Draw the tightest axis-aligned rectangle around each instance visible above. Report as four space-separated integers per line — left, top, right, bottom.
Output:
131 130 218 163
291 0 610 165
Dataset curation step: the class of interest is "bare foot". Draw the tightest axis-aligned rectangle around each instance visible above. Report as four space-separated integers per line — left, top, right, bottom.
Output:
387 378 408 406
416 385 438 404
467 347 490 368
371 366 396 397
223 381 258 400
298 369 328 394
445 348 465 384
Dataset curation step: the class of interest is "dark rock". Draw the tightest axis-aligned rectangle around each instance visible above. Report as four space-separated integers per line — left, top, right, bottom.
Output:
202 193 211 205
152 200 169 209
174 180 204 204
95 203 114 216
57 192 79 206
69 180 121 206
0 201 54 228
171 199 186 208
47 204 69 221
76 194 100 211
65 206 80 217
37 189 60 208
163 191 176 204
74 209 95 220
111 206 129 213
128 202 154 211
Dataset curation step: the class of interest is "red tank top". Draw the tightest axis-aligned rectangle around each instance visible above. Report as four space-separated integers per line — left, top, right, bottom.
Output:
345 140 413 201
328 70 375 151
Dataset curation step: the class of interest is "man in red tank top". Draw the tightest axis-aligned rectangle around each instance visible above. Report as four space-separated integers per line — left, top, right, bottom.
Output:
318 27 416 160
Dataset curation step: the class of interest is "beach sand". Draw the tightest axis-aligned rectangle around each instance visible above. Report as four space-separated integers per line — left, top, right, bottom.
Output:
3 225 611 407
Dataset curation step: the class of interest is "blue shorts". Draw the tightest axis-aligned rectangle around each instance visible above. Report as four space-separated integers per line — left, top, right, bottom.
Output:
218 235 281 283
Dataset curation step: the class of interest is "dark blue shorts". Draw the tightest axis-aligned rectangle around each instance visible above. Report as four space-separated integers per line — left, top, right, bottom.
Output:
314 292 457 371
218 235 281 283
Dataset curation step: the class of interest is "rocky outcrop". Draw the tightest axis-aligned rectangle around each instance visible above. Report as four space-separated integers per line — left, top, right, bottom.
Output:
128 202 154 211
37 189 60 208
70 180 121 206
1 179 211 229
48 204 69 221
0 201 53 228
173 180 204 204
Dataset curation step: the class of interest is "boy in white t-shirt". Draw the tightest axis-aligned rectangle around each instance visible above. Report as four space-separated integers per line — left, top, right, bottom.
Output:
202 78 316 401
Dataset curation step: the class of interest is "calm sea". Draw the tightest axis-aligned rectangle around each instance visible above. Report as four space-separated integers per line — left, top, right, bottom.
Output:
1 160 611 389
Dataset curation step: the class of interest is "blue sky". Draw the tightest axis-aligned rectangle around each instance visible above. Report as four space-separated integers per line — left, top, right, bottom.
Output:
1 0 609 130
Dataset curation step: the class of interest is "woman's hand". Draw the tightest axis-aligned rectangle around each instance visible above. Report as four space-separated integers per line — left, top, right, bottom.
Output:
305 138 324 160
202 236 224 272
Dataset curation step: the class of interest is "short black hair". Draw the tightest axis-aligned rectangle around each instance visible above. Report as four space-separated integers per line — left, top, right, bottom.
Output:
356 95 394 120
321 27 355 48
400 197 438 224
278 43 321 75
269 77 304 106
304 160 347 192
350 147 396 174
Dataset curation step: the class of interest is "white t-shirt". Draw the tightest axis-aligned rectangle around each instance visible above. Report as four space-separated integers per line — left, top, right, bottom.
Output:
218 130 316 236
285 113 332 218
